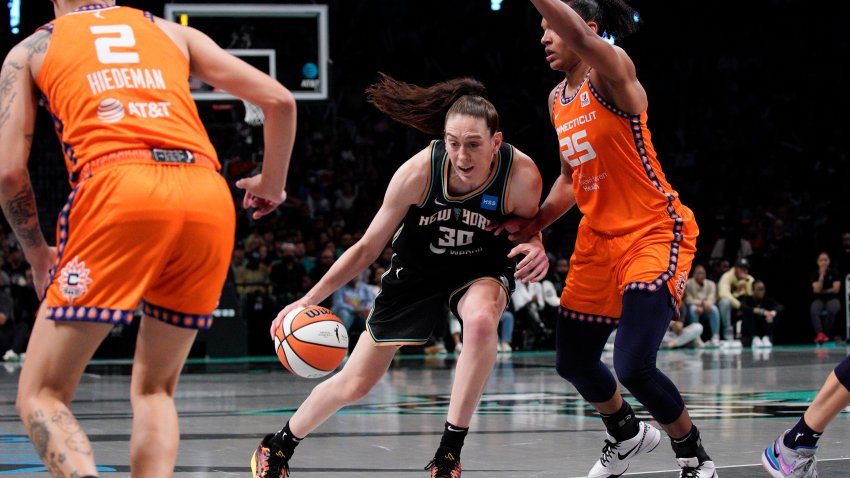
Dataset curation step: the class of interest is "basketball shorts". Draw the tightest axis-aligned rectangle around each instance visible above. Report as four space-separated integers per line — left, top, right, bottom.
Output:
44 150 236 330
366 254 515 346
560 206 698 323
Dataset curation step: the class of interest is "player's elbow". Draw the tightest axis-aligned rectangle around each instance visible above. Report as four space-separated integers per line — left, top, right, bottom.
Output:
0 165 28 192
260 84 296 114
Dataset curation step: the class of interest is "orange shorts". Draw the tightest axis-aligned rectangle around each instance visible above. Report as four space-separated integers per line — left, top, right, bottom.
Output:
560 205 698 323
44 150 236 330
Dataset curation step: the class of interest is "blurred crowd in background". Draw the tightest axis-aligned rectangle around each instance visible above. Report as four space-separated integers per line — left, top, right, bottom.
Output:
2 0 849 359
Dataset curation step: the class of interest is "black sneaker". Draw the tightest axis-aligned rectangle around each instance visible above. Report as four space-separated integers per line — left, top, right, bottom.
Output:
424 448 462 478
251 433 290 477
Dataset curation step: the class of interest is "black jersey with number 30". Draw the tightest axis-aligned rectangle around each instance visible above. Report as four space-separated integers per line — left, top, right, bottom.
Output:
391 140 515 273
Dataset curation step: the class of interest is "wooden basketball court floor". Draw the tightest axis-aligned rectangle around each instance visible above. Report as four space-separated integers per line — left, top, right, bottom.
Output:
1 346 849 477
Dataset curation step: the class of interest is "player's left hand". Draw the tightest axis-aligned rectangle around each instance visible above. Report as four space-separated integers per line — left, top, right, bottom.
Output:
235 174 286 219
509 241 549 284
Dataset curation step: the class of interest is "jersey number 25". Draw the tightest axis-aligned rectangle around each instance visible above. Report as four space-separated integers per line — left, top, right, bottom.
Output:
560 129 597 167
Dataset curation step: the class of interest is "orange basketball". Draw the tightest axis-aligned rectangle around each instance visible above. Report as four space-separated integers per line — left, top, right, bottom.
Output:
274 305 349 378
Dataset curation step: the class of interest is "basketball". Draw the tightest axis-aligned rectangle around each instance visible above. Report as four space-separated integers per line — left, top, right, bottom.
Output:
274 305 349 379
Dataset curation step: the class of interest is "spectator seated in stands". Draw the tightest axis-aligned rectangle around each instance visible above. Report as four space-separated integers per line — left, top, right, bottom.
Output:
739 280 782 348
511 280 555 350
685 264 721 346
709 224 753 269
717 257 754 347
270 242 307 305
332 273 375 331
810 252 842 345
661 319 704 349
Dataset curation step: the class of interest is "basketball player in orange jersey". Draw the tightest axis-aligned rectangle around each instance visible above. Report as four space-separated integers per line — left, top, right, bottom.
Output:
495 1 717 477
250 74 548 478
0 1 296 476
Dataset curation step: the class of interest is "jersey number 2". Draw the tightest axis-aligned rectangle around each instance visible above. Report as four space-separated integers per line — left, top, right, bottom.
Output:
91 25 140 64
560 129 597 167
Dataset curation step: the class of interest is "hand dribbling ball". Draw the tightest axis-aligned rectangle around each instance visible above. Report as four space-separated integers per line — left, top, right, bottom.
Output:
274 305 348 378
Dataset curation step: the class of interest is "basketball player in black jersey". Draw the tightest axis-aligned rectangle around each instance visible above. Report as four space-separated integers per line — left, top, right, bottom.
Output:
250 74 547 478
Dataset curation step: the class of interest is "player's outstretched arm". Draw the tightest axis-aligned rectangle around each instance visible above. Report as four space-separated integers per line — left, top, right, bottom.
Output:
156 19 296 217
269 148 431 337
0 33 53 296
531 0 646 112
531 0 635 83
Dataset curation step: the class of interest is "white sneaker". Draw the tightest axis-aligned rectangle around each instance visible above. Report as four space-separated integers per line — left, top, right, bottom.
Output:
677 457 718 477
721 340 742 349
588 421 661 478
761 336 773 348
498 342 512 354
2 349 19 362
710 336 721 347
752 337 763 348
454 343 462 355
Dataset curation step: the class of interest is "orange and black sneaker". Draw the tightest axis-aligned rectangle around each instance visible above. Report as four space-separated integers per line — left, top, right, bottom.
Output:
424 448 462 478
251 433 290 478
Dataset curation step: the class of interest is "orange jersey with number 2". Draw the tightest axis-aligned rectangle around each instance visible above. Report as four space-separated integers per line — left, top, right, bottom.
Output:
36 5 219 183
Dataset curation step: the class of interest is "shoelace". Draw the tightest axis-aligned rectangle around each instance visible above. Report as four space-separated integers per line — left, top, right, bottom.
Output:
424 457 458 477
796 455 817 474
265 447 290 478
599 439 621 466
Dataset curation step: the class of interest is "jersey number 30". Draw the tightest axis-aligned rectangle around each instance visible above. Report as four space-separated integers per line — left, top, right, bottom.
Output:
560 129 597 167
91 25 140 64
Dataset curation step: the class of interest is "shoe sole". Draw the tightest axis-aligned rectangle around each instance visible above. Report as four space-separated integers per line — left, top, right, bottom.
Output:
592 428 663 478
760 448 786 478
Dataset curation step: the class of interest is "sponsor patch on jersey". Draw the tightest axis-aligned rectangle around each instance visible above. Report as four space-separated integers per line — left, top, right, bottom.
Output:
58 256 93 304
580 91 590 107
97 98 124 123
481 194 498 211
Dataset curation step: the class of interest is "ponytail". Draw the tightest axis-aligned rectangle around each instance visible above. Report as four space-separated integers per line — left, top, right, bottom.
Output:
568 0 641 41
366 73 498 136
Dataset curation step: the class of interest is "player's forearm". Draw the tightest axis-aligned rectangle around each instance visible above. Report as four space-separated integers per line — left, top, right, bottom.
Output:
303 242 377 306
259 91 297 196
534 175 576 231
0 171 48 261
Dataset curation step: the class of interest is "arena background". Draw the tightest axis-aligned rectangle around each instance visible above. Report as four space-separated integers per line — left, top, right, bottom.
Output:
1 0 849 355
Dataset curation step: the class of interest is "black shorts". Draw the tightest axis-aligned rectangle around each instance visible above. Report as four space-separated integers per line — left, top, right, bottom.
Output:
366 254 515 346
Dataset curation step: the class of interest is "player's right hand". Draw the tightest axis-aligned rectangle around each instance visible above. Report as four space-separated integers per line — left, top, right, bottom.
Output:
236 173 286 219
270 299 310 339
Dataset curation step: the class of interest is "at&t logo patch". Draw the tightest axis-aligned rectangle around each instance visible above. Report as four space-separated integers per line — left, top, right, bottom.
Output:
97 98 124 123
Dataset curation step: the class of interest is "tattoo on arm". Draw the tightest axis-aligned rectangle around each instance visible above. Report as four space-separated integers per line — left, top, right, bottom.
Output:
3 187 44 248
22 30 51 61
0 60 23 130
